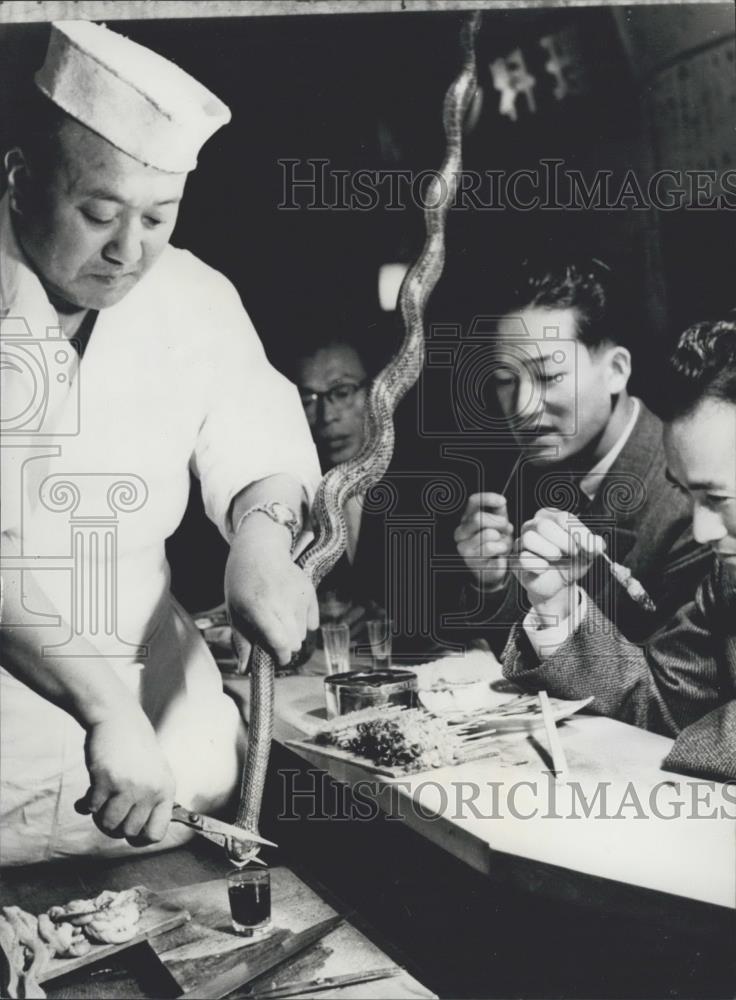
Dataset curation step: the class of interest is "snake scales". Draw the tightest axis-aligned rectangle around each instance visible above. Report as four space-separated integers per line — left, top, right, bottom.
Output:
229 12 481 865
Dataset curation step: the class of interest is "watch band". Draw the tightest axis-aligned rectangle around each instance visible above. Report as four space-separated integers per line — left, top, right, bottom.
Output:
232 501 300 551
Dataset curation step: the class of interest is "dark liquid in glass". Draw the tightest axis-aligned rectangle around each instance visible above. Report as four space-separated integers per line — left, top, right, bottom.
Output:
228 881 271 933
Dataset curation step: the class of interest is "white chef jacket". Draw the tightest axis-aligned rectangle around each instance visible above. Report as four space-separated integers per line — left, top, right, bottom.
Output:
0 194 321 864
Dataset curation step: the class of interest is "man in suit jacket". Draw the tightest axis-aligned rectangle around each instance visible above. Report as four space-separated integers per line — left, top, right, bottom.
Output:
453 258 710 652
503 319 736 782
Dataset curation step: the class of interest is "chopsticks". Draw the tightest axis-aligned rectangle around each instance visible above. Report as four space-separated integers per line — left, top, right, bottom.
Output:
598 551 657 612
246 966 403 1000
538 690 568 778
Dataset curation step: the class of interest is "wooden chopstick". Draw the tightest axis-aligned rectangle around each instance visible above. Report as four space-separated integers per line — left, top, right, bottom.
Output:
538 690 568 777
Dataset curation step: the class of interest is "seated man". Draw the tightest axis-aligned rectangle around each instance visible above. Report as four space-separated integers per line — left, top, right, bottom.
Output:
0 23 320 863
294 333 460 662
503 319 736 782
293 337 380 637
453 258 710 652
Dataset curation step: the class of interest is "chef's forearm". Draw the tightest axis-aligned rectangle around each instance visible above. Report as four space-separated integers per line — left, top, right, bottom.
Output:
0 561 143 729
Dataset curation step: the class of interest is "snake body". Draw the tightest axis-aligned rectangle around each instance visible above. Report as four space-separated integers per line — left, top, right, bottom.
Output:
229 12 481 865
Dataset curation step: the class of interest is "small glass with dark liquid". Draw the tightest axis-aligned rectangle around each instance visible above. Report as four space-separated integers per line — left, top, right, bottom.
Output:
227 868 271 939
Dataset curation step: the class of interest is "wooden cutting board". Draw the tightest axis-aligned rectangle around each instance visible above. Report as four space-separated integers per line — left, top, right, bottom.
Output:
39 885 189 982
148 871 391 996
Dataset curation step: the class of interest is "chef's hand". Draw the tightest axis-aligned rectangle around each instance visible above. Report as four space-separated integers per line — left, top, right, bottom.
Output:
225 515 319 666
454 492 515 589
515 508 605 622
76 707 175 844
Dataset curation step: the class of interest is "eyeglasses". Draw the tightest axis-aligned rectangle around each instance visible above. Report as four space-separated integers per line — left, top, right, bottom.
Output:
299 380 368 413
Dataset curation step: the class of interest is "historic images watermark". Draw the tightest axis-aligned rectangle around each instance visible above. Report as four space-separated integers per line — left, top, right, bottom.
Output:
277 768 736 823
279 158 736 213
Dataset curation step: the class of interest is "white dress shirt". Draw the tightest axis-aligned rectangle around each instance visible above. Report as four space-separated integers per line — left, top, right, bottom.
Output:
0 193 321 863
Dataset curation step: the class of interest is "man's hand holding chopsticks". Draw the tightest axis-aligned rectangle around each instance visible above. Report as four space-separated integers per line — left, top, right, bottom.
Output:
454 492 515 589
515 508 606 624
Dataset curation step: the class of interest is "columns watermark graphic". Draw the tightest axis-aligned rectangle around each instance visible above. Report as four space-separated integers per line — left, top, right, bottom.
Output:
0 314 147 656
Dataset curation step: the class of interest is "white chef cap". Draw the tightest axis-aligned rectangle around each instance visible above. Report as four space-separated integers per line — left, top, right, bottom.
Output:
34 20 232 174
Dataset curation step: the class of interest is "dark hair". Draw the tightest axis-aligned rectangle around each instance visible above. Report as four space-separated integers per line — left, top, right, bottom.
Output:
13 88 69 184
285 333 371 387
504 256 631 351
659 318 736 422
285 309 399 384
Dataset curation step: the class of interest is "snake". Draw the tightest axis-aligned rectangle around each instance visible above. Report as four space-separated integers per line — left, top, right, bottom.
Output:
228 11 482 865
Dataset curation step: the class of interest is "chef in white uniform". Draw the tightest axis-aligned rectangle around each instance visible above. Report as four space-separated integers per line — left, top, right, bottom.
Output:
0 21 321 864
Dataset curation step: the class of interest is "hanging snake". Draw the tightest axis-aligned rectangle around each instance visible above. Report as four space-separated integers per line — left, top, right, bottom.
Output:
228 11 482 865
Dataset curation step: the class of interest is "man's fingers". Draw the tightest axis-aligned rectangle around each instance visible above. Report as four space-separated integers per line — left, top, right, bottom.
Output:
534 517 576 554
261 620 301 666
230 565 319 667
121 802 152 840
74 790 94 815
521 528 564 562
455 512 512 544
536 506 574 527
140 799 172 844
95 795 133 837
75 780 110 816
530 512 599 558
464 492 508 515
233 599 296 666
518 549 553 575
458 532 512 560
483 539 512 558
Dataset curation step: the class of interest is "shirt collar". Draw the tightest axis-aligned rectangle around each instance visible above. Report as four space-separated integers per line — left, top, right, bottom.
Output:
580 397 641 501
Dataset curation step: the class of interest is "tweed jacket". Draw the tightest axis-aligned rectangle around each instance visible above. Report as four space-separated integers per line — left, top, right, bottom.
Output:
502 561 736 781
461 402 712 653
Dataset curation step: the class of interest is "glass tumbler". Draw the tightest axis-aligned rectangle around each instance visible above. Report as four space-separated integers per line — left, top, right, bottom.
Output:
321 622 351 676
227 867 271 940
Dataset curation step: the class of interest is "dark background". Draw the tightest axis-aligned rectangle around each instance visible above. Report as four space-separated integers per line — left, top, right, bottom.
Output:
1 5 734 613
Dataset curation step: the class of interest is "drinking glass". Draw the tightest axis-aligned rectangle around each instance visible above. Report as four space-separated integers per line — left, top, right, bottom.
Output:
367 615 392 670
227 867 271 939
321 622 351 676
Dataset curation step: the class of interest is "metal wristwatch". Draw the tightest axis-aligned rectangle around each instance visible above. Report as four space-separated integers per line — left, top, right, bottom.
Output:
233 501 301 551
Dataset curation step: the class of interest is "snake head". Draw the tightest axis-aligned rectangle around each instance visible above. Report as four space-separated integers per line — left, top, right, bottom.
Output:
226 838 265 868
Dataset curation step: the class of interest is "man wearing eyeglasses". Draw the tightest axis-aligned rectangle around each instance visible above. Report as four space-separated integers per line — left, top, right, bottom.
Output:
296 341 369 471
293 339 382 634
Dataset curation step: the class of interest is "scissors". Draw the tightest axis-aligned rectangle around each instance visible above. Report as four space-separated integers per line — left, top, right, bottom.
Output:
171 804 276 852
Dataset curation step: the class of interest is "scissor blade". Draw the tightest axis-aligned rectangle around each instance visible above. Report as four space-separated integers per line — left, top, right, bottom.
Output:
171 805 277 848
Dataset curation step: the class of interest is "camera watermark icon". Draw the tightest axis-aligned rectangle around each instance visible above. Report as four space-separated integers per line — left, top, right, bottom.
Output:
418 315 578 446
0 316 81 436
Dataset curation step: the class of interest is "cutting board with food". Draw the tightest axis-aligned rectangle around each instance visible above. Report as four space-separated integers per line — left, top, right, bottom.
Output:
0 885 189 997
286 705 507 777
288 694 593 777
